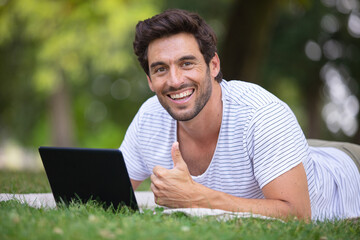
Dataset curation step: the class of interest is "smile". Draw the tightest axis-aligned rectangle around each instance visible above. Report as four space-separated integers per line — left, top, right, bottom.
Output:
169 89 194 100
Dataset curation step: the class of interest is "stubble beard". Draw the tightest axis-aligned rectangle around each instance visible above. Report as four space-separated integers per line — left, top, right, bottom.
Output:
159 69 213 122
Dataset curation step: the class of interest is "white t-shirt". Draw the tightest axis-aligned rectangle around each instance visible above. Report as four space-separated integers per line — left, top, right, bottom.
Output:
120 80 360 220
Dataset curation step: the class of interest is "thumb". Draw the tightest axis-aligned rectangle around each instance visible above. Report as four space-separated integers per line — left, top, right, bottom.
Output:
171 141 186 169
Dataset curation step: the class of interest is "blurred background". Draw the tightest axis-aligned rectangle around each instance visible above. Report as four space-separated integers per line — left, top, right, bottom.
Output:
0 0 359 171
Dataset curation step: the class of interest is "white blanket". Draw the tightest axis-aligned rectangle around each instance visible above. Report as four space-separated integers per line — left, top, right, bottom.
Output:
0 192 155 209
0 192 274 220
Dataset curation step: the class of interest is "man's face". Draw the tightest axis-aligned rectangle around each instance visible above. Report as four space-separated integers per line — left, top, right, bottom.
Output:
146 32 217 121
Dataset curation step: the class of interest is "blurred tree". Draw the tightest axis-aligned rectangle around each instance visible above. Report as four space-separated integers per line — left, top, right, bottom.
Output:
161 0 325 139
219 0 360 142
261 0 360 142
261 0 328 139
218 0 331 139
1 0 359 153
0 0 159 148
221 0 280 83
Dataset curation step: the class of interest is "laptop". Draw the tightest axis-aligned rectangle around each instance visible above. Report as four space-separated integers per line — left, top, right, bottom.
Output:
38 146 138 211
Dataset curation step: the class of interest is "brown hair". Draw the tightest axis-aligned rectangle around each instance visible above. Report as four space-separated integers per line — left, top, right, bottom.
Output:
133 9 222 82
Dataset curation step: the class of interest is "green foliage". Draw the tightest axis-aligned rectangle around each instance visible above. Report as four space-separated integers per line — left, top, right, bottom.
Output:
260 1 360 140
0 0 160 148
1 0 359 152
0 0 159 94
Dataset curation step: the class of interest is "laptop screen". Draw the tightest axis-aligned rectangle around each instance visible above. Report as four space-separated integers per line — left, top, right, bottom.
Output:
39 147 138 211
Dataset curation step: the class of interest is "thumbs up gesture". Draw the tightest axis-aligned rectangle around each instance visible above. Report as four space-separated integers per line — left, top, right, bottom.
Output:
151 142 198 208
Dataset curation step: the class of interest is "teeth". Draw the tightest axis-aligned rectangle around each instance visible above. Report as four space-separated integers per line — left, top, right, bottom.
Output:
170 90 193 100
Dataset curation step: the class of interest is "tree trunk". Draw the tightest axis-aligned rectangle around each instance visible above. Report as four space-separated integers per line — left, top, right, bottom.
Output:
49 72 74 147
305 86 321 138
221 0 279 83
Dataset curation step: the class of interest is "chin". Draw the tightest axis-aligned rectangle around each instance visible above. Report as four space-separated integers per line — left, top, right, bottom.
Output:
169 110 198 121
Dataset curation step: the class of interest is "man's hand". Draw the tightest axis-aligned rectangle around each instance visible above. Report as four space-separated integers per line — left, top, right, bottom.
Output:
150 142 311 221
151 142 199 208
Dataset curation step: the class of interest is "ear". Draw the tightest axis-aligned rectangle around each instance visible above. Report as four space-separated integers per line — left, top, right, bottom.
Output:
146 75 155 92
209 53 221 79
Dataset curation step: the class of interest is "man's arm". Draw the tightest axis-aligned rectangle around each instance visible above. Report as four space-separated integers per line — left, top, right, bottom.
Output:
151 142 311 221
131 179 143 190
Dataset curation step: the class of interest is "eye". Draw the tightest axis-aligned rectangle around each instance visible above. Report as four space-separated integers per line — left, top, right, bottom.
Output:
155 66 166 73
182 62 193 68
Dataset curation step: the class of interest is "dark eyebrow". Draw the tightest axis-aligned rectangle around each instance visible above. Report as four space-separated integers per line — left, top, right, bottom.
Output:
178 55 196 62
150 61 166 69
149 55 197 70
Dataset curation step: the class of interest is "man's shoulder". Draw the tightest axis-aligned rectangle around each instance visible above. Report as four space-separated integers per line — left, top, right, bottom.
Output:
139 95 163 112
221 80 283 109
137 95 172 122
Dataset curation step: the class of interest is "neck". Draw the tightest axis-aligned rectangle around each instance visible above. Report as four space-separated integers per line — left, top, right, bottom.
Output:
177 82 222 143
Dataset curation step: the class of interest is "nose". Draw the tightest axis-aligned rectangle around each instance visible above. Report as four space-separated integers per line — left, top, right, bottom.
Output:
168 66 184 88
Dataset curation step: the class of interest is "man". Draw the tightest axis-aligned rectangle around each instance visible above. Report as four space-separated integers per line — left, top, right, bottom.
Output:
120 9 360 221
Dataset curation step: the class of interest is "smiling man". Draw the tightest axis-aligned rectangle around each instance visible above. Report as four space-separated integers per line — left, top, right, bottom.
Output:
120 9 360 221
146 32 217 123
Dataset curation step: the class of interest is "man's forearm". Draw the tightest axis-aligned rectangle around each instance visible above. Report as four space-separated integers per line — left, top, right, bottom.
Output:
186 183 310 221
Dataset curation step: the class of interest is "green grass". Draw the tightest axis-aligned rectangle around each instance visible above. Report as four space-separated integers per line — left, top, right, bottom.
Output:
1 171 359 240
0 170 51 193
0 170 151 193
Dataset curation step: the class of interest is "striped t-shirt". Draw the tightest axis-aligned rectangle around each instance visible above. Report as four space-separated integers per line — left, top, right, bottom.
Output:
120 80 360 220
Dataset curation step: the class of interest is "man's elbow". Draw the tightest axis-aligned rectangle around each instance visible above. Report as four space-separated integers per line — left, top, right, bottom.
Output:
131 179 143 190
290 203 311 222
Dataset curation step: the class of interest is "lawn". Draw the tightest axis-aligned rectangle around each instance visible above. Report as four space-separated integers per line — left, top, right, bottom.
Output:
0 170 359 240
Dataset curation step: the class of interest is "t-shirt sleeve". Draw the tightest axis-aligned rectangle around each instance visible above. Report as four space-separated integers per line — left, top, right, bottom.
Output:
120 111 151 181
246 102 308 189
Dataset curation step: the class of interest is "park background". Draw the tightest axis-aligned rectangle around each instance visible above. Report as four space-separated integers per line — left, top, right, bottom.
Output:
0 0 360 171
